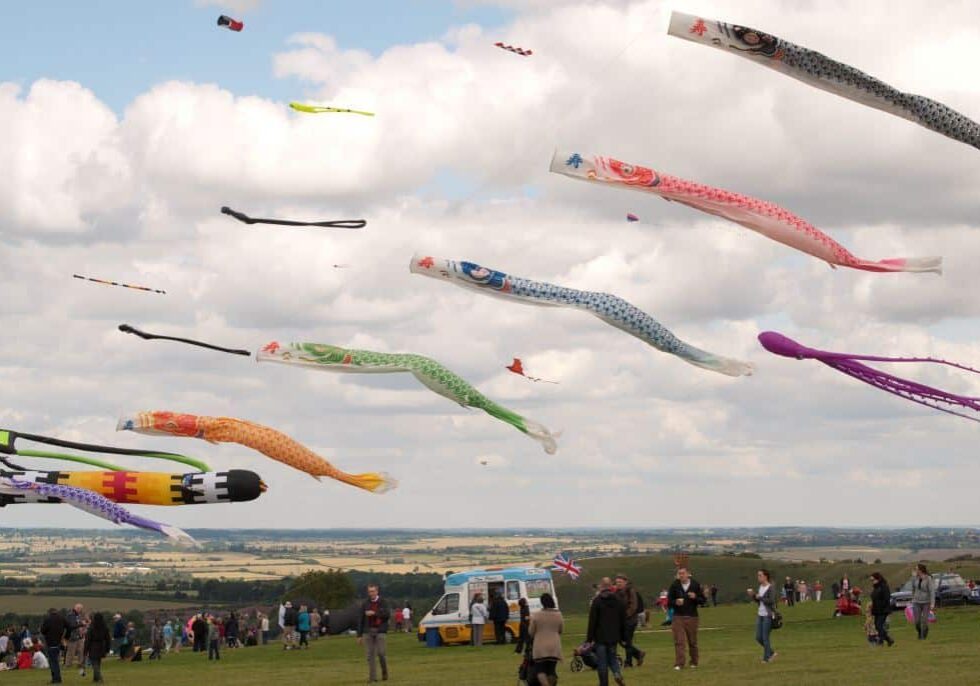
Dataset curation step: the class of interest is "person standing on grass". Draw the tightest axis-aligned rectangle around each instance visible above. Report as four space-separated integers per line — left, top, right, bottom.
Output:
586 579 627 686
840 574 851 598
668 567 705 670
514 597 531 654
528 593 563 686
207 617 220 661
469 593 489 646
282 601 298 650
357 583 390 683
748 569 778 664
814 580 824 602
163 620 174 653
260 613 270 645
40 607 66 684
491 591 511 645
310 608 321 640
297 605 311 649
149 618 163 660
402 604 413 634
869 572 894 646
110 614 125 656
83 612 110 684
911 564 935 640
64 603 85 671
783 577 795 607
709 585 719 607
192 614 208 653
614 575 646 668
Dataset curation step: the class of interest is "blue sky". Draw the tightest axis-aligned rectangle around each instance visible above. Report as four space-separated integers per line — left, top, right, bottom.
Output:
0 1 512 113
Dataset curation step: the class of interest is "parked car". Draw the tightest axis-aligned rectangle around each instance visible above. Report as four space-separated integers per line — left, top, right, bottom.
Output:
890 573 971 610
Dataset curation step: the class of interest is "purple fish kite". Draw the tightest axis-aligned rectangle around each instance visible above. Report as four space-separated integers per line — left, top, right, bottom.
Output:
759 331 980 421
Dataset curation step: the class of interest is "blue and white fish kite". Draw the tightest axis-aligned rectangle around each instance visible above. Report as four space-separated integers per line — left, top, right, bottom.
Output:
410 254 752 377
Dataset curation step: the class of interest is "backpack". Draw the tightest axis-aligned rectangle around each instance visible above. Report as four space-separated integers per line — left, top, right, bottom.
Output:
635 592 645 615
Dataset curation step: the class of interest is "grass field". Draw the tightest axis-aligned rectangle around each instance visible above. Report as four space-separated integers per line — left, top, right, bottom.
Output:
3 602 979 685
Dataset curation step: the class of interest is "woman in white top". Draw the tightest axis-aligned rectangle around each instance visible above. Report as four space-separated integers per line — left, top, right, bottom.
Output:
469 594 489 646
747 569 778 663
402 605 413 633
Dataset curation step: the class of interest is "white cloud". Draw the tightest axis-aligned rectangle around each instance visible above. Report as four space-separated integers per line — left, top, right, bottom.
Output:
194 0 261 16
1 0 979 530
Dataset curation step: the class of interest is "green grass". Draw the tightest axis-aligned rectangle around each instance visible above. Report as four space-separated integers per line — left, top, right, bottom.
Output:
4 601 980 685
554 554 980 606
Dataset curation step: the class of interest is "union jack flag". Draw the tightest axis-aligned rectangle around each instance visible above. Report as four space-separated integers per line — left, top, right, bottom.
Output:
552 552 582 580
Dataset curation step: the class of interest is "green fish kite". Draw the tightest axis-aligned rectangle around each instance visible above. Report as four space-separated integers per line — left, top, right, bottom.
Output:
257 342 558 454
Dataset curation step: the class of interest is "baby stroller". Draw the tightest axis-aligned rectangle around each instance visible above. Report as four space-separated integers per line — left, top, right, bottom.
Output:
570 642 596 672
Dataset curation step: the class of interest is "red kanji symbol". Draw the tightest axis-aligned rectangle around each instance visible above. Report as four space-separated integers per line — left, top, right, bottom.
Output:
418 256 434 269
262 341 280 353
103 471 139 504
690 19 707 36
342 353 353 365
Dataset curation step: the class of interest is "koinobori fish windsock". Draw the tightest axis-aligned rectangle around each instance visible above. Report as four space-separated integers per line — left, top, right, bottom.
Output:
0 478 196 545
410 254 753 378
667 12 980 152
256 342 559 454
0 469 266 507
117 412 396 495
551 151 941 274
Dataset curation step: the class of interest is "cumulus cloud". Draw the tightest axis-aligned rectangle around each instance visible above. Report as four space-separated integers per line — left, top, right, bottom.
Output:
1 0 979 529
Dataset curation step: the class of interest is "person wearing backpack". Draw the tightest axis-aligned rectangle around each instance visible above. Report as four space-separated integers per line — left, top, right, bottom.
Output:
747 569 779 664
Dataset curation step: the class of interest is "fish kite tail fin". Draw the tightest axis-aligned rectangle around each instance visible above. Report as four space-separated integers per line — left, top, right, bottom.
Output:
853 257 943 275
335 471 398 494
482 401 559 454
679 347 755 378
160 524 199 548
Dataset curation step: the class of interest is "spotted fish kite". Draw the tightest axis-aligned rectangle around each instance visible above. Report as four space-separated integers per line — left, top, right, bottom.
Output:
411 254 752 377
668 11 980 152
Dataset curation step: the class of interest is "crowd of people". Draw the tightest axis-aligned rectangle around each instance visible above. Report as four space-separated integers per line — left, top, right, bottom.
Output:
0 562 963 684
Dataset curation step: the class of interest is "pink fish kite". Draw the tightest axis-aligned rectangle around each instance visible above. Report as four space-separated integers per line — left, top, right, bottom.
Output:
551 151 941 274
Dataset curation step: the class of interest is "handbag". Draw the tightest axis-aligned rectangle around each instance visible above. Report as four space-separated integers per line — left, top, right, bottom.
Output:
770 609 783 630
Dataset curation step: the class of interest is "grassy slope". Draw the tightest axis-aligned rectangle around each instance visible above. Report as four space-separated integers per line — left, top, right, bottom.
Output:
3 601 979 685
554 554 980 606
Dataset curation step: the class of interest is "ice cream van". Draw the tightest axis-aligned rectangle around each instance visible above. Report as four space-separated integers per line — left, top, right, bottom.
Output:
418 566 557 646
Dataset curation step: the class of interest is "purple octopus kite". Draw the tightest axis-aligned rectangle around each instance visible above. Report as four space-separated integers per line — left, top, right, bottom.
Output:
759 331 980 421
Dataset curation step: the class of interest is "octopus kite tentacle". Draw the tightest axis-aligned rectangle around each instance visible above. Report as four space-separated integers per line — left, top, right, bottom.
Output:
0 428 211 472
668 12 980 152
117 412 396 495
410 254 753 378
550 151 942 275
256 343 559 455
758 331 980 421
0 478 197 545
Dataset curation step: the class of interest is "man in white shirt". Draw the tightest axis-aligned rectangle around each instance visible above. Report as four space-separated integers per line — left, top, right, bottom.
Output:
402 606 413 633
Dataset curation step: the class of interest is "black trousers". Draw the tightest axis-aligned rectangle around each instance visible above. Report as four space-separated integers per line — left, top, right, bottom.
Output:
874 614 893 644
514 621 529 652
494 620 507 644
623 619 642 665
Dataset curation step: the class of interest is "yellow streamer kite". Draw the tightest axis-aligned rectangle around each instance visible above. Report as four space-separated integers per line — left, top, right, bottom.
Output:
289 102 375 117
